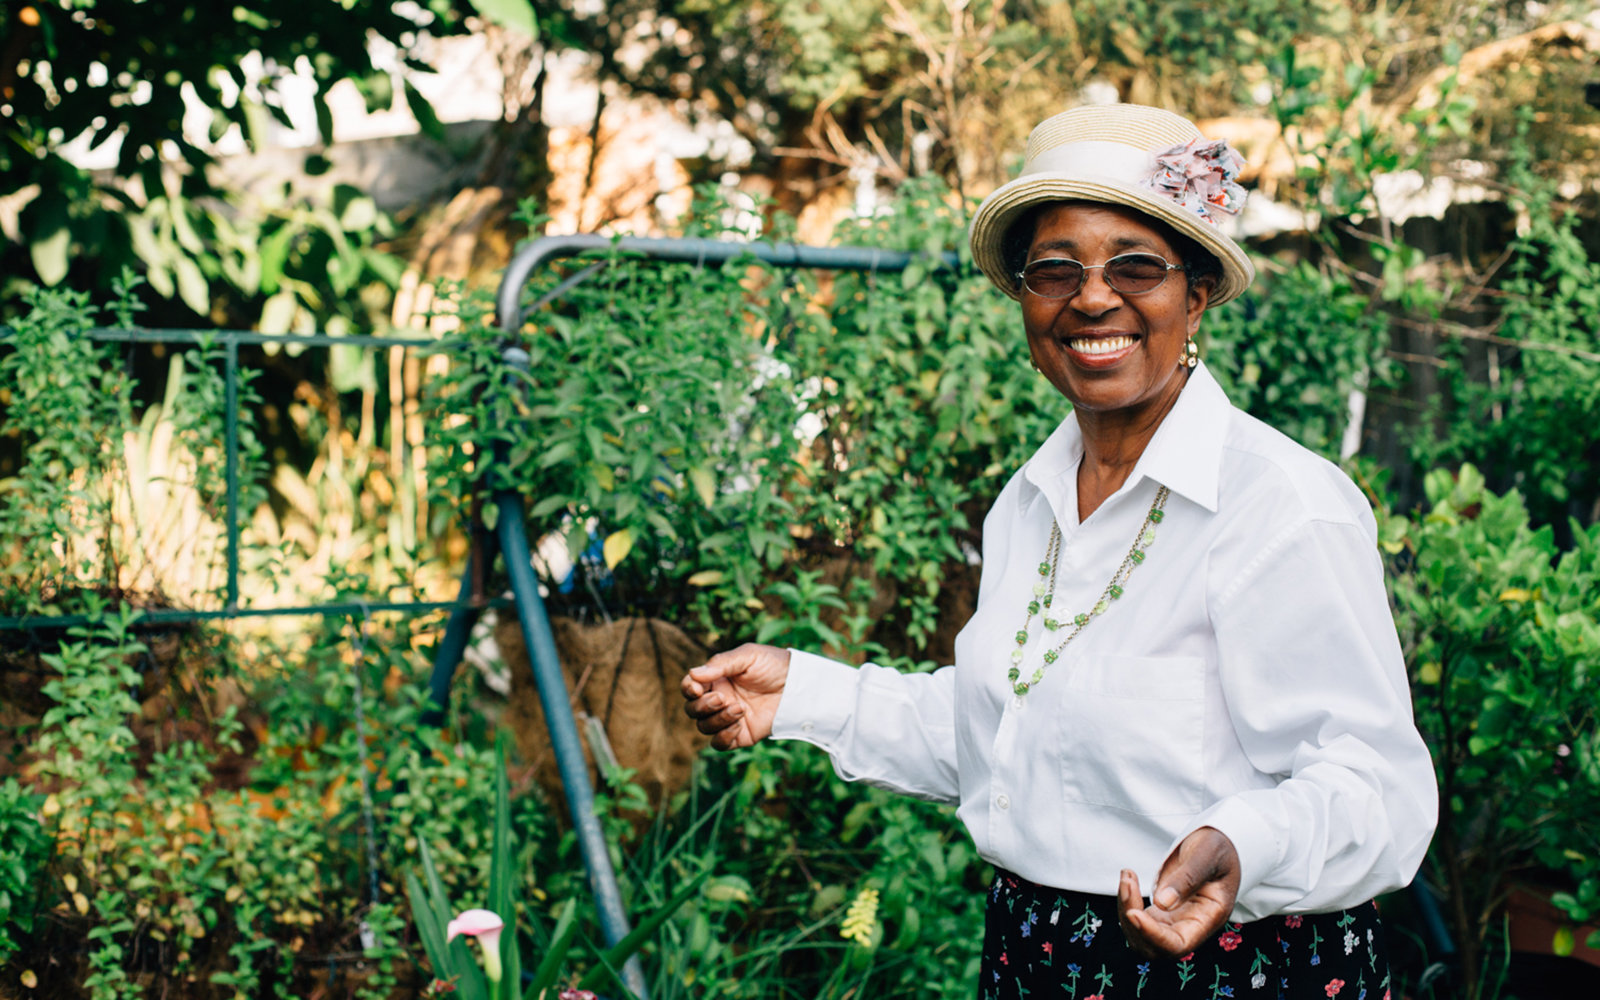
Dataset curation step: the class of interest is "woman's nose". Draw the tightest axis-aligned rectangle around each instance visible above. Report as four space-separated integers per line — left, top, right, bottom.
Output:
1072 266 1122 314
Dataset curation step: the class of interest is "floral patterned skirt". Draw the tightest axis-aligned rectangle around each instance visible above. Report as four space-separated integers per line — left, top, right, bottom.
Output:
980 871 1390 1000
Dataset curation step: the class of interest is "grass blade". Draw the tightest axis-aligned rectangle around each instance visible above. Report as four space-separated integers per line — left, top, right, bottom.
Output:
525 898 580 1000
576 869 710 992
489 739 522 999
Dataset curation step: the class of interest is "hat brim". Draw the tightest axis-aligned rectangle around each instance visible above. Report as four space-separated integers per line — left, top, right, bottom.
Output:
969 174 1255 307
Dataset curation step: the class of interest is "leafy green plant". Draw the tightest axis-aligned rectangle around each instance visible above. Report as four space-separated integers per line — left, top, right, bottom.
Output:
0 0 450 327
1411 113 1600 531
0 777 50 966
0 283 134 613
31 599 153 1000
615 739 985 999
10 588 547 995
1268 43 1475 229
1205 259 1393 460
1388 464 1600 999
407 743 706 1000
423 182 1062 659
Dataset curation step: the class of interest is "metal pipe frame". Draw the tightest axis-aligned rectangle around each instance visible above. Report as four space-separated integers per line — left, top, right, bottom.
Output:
496 234 961 332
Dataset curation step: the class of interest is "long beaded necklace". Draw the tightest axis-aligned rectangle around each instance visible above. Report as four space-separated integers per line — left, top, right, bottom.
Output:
1007 485 1171 696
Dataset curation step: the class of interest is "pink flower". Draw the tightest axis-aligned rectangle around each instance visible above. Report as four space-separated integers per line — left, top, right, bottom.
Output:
1284 915 1304 929
1218 930 1243 952
1142 138 1246 225
559 992 598 1000
1043 942 1053 954
1178 952 1195 963
1325 979 1346 997
1000 951 1009 965
446 909 505 984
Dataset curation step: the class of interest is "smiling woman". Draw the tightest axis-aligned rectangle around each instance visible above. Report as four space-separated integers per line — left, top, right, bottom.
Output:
682 104 1438 1000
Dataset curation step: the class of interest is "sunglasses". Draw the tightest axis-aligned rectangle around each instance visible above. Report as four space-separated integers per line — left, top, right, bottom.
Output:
1016 252 1182 299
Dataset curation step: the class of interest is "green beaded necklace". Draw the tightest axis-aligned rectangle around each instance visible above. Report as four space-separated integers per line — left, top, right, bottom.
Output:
1006 485 1171 696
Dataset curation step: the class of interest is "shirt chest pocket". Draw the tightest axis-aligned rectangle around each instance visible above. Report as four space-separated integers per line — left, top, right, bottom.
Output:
1056 655 1206 816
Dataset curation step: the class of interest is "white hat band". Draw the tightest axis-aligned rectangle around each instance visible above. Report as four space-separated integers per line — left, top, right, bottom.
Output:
1020 141 1155 185
967 104 1256 305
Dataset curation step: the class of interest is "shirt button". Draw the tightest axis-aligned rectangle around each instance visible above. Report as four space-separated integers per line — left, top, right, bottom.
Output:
996 794 1010 810
800 721 815 733
1012 696 1025 710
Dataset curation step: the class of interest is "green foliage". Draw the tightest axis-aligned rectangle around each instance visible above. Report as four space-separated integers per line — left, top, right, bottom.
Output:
11 593 557 995
0 0 442 324
1206 260 1392 459
0 281 133 612
1043 0 1329 101
1389 465 1600 972
772 180 1062 649
1269 42 1476 226
0 778 51 966
426 182 1061 654
581 0 1337 186
406 743 707 1000
616 741 986 999
0 277 273 615
32 599 156 1000
1412 116 1600 529
163 333 271 570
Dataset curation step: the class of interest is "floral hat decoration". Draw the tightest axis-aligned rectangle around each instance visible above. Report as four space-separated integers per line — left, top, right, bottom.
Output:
968 104 1256 306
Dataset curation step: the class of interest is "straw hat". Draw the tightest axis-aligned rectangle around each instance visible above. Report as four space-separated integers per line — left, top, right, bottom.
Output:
969 104 1256 306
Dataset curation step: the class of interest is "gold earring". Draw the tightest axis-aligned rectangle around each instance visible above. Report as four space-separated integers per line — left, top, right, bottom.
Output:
1182 338 1200 369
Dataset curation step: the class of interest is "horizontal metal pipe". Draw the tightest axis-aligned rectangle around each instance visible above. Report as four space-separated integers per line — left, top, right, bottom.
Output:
498 234 963 332
0 327 444 349
0 598 510 633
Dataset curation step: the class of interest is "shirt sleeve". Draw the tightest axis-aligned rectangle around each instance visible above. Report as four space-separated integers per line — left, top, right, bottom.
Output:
1186 517 1439 919
769 649 961 804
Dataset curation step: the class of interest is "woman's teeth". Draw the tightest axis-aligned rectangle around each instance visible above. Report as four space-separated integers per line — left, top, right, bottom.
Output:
1069 335 1135 355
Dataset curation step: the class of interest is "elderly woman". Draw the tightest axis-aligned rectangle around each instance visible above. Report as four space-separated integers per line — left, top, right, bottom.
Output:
682 104 1437 999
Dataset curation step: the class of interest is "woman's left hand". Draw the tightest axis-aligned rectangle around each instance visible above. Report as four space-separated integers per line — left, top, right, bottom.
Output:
1117 826 1241 959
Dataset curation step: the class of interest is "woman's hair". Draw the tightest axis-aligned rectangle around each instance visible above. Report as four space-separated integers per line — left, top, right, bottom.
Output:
1000 202 1224 295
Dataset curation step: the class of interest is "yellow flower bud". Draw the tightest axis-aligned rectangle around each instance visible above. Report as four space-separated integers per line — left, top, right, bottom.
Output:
840 888 879 947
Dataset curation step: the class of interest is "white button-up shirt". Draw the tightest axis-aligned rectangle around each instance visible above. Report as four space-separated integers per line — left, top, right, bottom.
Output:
770 362 1437 920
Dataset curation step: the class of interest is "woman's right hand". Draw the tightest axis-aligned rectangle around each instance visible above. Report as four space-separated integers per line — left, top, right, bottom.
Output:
681 643 791 750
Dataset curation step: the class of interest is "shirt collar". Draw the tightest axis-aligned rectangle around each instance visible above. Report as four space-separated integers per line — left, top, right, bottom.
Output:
1022 361 1229 513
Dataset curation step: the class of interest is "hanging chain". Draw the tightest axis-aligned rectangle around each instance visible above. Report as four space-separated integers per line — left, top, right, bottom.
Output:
349 604 382 949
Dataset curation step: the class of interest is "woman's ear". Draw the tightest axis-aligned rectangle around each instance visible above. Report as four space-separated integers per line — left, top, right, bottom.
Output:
1186 276 1214 334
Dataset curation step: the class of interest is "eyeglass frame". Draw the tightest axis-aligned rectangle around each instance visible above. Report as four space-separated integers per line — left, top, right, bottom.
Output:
1013 252 1186 300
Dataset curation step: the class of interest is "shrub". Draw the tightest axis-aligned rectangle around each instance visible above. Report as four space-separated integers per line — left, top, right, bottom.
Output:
1410 117 1600 531
1388 464 1600 993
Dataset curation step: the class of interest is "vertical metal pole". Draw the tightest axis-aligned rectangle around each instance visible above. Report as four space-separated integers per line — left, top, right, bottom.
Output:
224 336 240 611
496 490 648 999
1410 879 1457 959
419 558 486 728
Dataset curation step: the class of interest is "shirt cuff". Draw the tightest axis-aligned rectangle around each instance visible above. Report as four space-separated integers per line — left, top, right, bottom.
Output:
770 649 860 750
1179 794 1284 919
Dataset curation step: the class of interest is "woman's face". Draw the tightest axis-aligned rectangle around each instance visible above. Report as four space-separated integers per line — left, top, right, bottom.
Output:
1020 201 1210 421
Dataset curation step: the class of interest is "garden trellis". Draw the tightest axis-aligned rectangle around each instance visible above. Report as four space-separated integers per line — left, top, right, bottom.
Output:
0 236 960 998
